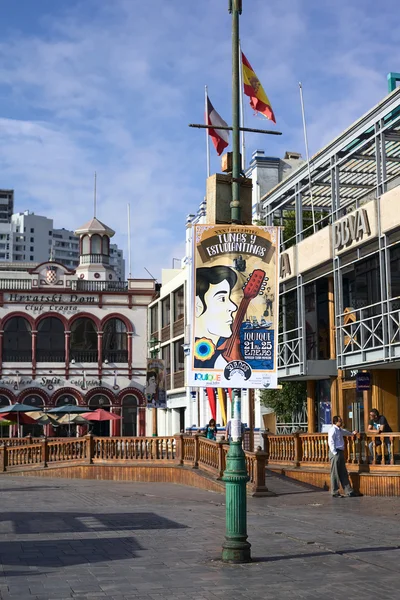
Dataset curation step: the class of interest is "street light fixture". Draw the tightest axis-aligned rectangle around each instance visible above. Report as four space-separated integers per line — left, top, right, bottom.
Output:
148 337 161 359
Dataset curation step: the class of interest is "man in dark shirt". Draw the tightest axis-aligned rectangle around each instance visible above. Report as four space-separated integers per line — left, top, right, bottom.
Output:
368 409 392 464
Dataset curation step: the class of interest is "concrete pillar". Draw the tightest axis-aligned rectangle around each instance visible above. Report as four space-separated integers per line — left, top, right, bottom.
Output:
306 381 316 432
328 277 336 360
332 376 340 421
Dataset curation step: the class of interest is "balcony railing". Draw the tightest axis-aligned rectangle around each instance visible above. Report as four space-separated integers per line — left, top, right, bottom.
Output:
172 318 184 338
336 297 400 367
102 350 128 363
70 350 98 363
173 371 185 388
36 351 65 363
80 254 110 265
161 325 171 343
0 279 32 290
71 280 129 292
278 327 304 373
3 350 32 362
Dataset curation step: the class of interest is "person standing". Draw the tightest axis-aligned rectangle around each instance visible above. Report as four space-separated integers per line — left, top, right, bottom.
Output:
203 419 217 440
225 419 246 442
368 409 392 464
328 415 357 498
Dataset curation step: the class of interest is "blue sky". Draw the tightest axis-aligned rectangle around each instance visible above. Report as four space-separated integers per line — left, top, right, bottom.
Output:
0 0 399 277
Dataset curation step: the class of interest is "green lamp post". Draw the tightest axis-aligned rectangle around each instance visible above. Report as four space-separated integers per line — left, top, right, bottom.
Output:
221 0 251 564
148 337 161 359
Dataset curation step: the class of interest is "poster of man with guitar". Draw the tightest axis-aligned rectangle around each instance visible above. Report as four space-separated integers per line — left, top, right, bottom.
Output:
189 224 279 389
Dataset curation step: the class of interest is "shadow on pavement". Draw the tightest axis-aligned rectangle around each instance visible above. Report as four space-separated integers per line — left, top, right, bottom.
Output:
0 486 63 492
0 511 188 534
0 537 144 568
252 544 400 562
266 469 328 494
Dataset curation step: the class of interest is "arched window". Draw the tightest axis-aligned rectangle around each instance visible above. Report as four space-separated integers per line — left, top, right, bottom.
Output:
0 395 11 409
56 394 78 407
102 236 109 256
82 235 90 254
102 319 128 363
37 317 65 362
70 318 98 363
91 234 102 254
3 317 32 362
122 395 138 436
22 394 44 437
88 394 110 409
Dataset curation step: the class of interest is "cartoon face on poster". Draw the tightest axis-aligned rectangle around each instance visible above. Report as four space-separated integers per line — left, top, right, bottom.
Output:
146 358 166 408
188 225 280 389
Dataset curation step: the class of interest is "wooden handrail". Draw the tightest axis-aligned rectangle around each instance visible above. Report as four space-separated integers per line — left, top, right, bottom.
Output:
264 432 400 469
0 434 272 495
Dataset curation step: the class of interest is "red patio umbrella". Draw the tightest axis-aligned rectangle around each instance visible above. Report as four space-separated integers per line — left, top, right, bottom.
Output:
0 413 38 425
81 409 121 422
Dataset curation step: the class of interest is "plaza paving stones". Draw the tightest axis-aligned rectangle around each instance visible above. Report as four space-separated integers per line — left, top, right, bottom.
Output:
0 472 399 599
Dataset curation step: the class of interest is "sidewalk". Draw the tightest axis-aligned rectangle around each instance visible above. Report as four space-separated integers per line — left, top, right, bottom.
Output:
0 473 399 599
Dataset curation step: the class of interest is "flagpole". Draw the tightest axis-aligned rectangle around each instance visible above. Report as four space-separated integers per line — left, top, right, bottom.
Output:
94 171 97 218
222 0 251 566
239 40 246 171
205 85 211 179
127 203 132 279
299 82 316 233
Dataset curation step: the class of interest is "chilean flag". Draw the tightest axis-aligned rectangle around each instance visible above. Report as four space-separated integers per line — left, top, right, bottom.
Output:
206 95 229 156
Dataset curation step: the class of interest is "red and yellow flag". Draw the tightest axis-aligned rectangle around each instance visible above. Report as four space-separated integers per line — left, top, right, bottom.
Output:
241 51 276 123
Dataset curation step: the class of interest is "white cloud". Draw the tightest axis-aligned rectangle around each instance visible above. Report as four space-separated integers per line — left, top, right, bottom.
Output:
0 0 399 277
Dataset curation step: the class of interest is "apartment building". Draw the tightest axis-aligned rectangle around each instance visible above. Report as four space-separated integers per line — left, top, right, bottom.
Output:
0 208 125 279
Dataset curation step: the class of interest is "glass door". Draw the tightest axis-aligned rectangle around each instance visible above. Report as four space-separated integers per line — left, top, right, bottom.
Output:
345 388 364 432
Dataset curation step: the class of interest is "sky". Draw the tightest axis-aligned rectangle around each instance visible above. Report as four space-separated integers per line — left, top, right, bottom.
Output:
0 0 399 279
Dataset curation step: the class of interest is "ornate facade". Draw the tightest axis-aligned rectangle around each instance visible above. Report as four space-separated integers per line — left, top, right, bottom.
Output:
0 216 155 436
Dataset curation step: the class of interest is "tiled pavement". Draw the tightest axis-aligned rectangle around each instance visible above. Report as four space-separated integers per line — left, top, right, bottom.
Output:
0 472 400 599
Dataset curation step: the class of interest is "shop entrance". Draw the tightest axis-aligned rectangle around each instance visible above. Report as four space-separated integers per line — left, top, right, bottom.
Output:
344 388 364 432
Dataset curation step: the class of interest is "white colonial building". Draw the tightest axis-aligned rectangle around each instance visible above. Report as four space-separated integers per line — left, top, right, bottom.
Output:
0 216 155 437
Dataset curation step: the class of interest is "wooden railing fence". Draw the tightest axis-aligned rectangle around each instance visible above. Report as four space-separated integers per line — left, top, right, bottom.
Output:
264 432 400 469
0 434 269 495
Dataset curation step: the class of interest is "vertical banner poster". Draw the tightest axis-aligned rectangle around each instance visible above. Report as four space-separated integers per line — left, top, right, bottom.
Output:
188 225 280 389
146 358 166 408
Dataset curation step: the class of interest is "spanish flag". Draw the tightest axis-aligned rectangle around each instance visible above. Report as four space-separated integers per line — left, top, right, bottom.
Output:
241 51 276 123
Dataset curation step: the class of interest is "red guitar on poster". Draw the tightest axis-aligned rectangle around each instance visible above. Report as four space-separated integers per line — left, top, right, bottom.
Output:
219 269 267 362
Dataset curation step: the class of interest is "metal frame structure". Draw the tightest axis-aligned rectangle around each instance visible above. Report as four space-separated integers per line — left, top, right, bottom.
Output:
260 86 400 377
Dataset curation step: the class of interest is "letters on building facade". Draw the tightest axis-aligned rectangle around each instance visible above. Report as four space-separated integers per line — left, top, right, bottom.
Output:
333 208 371 251
280 253 291 279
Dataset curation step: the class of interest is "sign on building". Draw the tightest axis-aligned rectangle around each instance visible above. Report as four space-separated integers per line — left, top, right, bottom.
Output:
146 358 166 408
188 225 280 389
356 372 371 391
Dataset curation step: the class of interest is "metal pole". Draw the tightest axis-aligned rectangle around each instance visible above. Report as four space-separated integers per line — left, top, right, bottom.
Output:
94 172 97 218
127 203 132 279
230 2 241 225
205 85 211 179
222 0 251 564
239 40 246 171
299 82 316 233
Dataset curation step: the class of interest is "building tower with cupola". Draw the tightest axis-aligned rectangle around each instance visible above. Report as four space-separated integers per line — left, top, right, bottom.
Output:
74 217 117 281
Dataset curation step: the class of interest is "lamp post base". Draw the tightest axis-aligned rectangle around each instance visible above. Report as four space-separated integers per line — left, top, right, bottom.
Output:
221 440 251 563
